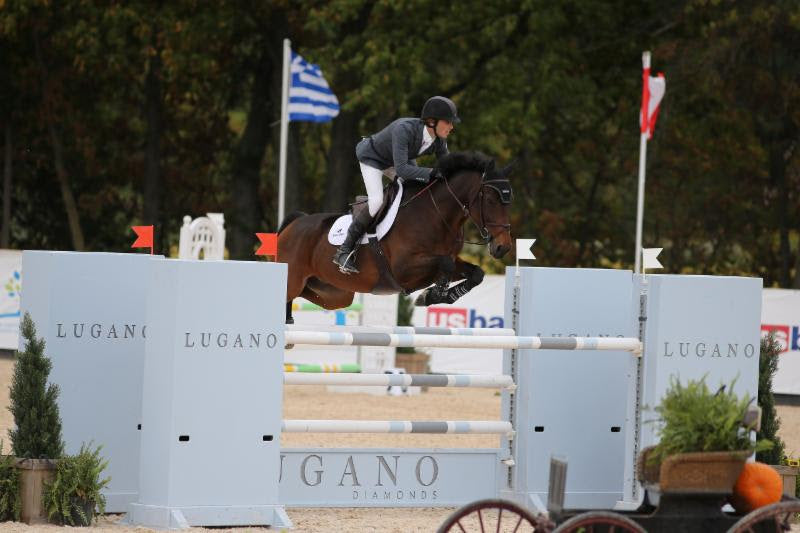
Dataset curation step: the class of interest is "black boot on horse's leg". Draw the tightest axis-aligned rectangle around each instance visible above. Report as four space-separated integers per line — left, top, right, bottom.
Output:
415 257 456 306
333 210 373 274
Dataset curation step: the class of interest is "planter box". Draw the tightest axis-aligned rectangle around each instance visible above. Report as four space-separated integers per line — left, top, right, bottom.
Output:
395 352 429 375
16 458 56 524
637 447 749 495
772 465 799 497
395 352 430 392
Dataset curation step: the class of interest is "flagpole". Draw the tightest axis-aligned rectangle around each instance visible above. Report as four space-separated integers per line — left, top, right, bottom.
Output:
278 38 291 226
634 51 650 274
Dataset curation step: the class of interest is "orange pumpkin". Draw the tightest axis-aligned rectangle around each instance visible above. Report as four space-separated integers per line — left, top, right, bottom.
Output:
729 462 783 513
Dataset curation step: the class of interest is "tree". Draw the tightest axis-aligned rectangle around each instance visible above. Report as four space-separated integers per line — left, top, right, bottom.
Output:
9 313 64 459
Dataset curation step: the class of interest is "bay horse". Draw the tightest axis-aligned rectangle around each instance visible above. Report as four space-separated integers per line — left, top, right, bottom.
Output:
277 151 514 323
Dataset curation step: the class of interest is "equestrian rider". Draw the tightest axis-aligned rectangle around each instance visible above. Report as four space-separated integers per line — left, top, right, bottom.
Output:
333 96 460 274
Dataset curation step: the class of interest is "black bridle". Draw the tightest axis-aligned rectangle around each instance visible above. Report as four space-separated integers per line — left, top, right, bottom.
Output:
439 171 513 245
399 166 513 245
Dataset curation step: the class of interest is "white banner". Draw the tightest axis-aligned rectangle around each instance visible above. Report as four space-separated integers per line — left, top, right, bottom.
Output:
411 275 506 374
762 288 800 395
0 250 21 350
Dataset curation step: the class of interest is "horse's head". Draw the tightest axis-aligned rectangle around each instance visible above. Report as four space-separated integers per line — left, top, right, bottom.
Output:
479 159 514 259
435 152 514 259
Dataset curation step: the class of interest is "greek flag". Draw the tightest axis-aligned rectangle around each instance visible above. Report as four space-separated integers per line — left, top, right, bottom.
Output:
288 52 340 122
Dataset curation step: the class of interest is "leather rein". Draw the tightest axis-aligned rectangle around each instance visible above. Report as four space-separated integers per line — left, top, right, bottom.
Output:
400 171 512 247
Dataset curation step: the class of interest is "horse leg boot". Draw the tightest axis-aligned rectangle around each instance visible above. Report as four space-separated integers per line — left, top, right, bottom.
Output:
441 265 484 304
333 209 373 274
415 258 456 306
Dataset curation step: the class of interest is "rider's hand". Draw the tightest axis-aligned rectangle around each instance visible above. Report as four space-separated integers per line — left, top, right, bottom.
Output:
429 168 443 181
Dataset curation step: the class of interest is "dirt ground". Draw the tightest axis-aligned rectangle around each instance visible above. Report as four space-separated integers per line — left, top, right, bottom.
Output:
0 353 797 532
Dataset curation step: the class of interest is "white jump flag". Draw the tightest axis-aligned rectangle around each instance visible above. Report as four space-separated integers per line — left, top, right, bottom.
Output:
642 248 663 270
516 238 536 276
516 239 536 260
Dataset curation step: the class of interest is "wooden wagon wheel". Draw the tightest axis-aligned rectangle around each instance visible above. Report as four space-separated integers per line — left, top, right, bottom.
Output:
552 511 646 533
726 500 800 533
436 498 554 533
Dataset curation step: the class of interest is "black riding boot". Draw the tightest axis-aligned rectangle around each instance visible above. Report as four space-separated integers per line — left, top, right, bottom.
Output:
333 210 373 274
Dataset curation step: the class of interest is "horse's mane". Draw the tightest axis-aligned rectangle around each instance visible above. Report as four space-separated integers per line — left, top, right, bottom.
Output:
436 151 492 179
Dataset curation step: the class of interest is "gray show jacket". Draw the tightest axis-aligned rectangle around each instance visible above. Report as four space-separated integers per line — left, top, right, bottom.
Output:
356 118 448 182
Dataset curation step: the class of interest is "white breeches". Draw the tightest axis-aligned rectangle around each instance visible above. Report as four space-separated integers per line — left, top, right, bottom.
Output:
360 163 397 216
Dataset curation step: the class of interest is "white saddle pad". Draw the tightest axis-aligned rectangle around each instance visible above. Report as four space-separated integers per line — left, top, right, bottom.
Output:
328 180 404 246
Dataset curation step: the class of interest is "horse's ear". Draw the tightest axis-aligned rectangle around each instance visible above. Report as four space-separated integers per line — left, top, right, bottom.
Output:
501 158 518 178
485 160 496 174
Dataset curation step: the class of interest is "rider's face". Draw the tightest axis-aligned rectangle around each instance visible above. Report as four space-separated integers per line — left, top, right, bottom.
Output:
435 120 454 138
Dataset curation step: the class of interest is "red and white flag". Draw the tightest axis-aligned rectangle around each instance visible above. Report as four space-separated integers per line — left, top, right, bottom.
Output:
640 58 666 139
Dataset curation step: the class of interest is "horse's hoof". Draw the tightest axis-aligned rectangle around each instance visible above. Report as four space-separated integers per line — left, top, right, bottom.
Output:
414 291 429 306
285 317 294 325
285 343 295 350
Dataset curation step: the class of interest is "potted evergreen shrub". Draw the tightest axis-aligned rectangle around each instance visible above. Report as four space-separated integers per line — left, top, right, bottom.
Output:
639 376 772 495
757 333 798 496
42 443 109 526
8 312 65 524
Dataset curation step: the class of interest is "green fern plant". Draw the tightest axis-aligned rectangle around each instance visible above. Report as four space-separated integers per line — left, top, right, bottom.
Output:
0 442 21 522
649 376 772 465
42 443 110 526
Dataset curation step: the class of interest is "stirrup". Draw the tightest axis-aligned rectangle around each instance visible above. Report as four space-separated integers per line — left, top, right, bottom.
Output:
334 250 359 274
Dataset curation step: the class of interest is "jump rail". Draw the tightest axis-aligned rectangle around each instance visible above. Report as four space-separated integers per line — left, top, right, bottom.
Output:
284 363 361 373
285 324 516 336
284 331 643 354
281 420 514 435
284 372 515 389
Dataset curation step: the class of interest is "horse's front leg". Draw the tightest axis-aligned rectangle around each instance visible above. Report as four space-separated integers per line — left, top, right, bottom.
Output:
417 257 484 306
414 256 456 306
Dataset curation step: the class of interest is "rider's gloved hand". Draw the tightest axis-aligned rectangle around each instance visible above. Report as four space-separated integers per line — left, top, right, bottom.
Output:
429 168 443 181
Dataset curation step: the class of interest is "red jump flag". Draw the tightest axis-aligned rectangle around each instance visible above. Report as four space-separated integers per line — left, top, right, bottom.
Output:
131 225 154 255
640 55 666 139
256 233 278 257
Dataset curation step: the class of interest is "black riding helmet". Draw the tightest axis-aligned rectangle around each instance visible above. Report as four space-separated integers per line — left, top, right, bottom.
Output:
421 96 461 124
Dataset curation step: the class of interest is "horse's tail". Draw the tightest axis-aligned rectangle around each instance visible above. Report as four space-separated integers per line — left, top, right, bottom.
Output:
278 211 307 234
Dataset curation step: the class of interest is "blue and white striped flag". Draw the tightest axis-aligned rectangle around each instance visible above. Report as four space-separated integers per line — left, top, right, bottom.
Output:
288 52 340 122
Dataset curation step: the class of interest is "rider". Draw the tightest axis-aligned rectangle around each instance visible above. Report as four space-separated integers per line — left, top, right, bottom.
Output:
333 95 460 274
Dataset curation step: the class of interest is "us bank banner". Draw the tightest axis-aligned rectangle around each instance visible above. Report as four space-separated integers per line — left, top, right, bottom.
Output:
762 288 800 395
0 250 21 350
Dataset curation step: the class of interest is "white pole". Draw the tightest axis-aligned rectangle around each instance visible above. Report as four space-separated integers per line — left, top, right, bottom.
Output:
284 330 643 353
278 38 291 226
634 132 648 274
634 51 651 274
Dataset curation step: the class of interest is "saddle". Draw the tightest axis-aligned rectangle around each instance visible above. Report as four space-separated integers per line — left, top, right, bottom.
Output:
349 179 402 231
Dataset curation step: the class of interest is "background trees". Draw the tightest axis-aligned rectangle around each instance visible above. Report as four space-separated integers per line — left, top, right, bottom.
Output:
2 0 798 286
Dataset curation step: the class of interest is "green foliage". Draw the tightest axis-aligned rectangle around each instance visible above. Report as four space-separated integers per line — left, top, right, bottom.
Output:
1 1 798 283
0 443 21 522
649 376 772 465
396 293 415 354
756 333 786 464
42 443 110 526
8 313 64 459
